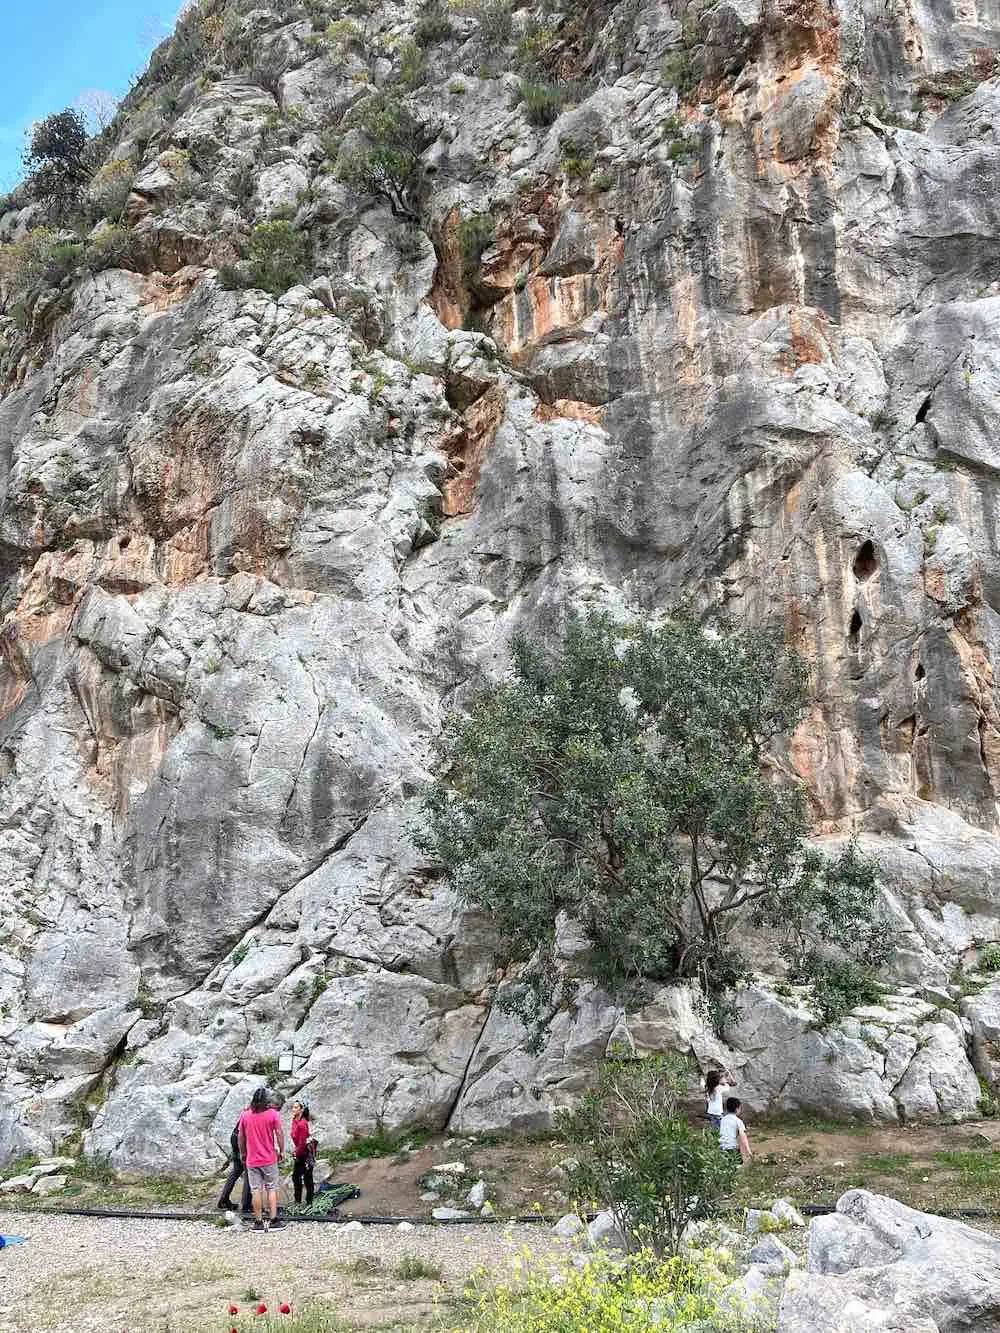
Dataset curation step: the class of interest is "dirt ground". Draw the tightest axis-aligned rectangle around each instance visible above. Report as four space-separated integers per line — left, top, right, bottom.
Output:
9 1118 1000 1220
5 1120 1000 1330
0 1209 559 1333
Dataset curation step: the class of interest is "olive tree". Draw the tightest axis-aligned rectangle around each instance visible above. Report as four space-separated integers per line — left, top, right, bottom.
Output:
23 110 90 214
419 609 888 1029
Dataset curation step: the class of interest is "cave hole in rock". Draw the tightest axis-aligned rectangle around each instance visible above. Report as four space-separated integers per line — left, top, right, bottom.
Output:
853 539 878 582
915 662 926 681
915 395 931 424
848 609 863 651
119 536 130 550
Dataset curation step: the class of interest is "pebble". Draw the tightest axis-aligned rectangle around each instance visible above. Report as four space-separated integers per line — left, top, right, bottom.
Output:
0 1210 561 1332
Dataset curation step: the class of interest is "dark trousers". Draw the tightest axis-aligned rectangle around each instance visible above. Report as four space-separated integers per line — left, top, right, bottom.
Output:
219 1157 252 1212
292 1156 314 1205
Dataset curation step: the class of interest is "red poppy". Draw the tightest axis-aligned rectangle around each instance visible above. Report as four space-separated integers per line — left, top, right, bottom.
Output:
228 1306 240 1315
280 1302 292 1314
256 1302 268 1314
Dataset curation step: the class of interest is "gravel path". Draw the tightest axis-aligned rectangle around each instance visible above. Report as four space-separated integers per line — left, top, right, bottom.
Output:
0 1211 558 1332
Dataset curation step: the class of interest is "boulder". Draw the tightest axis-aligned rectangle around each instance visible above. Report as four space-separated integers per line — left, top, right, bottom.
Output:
780 1190 1000 1331
554 1213 586 1239
466 1179 488 1209
772 1198 806 1228
749 1234 799 1275
587 1210 628 1253
961 981 1000 1089
720 1265 782 1320
432 1206 472 1220
746 1208 781 1235
31 1157 77 1177
0 1175 34 1194
891 1021 982 1121
32 1174 68 1196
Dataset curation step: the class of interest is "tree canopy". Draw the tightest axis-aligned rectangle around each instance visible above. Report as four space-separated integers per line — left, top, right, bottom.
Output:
420 610 888 1029
23 110 90 213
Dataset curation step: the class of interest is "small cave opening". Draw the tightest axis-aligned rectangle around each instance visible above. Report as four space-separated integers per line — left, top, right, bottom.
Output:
915 662 926 681
848 609 863 651
915 395 932 424
118 536 131 551
853 539 878 583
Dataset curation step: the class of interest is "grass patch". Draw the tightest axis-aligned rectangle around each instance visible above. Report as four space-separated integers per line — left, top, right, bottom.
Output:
857 1152 914 1173
322 1126 432 1166
2 1152 41 1179
932 1149 1000 1184
337 1255 383 1277
395 1255 444 1281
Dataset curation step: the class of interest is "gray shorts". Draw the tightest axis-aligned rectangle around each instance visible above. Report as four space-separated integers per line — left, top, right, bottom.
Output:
247 1161 280 1192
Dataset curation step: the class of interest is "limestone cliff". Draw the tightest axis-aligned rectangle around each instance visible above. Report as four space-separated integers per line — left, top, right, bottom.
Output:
2 0 1000 1171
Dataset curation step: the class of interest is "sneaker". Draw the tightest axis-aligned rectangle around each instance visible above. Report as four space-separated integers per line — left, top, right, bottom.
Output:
263 1218 270 1232
269 1218 285 1229
216 1200 233 1211
253 1220 265 1231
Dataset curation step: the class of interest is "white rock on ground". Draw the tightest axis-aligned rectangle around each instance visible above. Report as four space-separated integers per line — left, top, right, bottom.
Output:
779 1189 1000 1331
749 1234 799 1275
587 1210 628 1253
554 1213 586 1240
772 1198 806 1228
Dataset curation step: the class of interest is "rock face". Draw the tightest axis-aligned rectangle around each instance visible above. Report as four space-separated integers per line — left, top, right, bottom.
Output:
780 1189 1000 1330
2 0 1000 1167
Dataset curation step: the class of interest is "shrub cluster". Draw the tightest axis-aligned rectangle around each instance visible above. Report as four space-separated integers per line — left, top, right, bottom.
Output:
456 212 496 283
558 1057 738 1256
414 0 454 46
516 80 579 127
336 92 430 222
219 220 309 298
86 159 136 223
464 1247 740 1333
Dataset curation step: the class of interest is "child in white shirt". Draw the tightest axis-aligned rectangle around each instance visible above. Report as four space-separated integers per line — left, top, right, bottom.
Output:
719 1096 753 1163
704 1069 734 1130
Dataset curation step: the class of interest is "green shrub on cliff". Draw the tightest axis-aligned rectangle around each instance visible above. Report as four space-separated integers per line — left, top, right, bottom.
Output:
248 220 309 296
337 93 430 222
516 79 576 126
0 229 82 300
420 609 888 1034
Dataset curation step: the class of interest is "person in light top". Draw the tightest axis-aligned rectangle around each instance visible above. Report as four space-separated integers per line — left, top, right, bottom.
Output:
704 1069 735 1130
719 1096 753 1163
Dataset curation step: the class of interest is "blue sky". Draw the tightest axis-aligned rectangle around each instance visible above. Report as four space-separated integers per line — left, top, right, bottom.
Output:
0 2 184 191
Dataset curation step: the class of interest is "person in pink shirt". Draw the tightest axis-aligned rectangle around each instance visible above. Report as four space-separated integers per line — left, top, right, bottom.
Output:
238 1087 285 1231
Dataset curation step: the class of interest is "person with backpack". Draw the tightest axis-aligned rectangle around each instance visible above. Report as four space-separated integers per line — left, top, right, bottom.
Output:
289 1100 315 1206
238 1087 286 1231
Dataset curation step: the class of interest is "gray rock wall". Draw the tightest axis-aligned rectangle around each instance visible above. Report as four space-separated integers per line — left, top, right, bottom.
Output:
1 0 1000 1168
